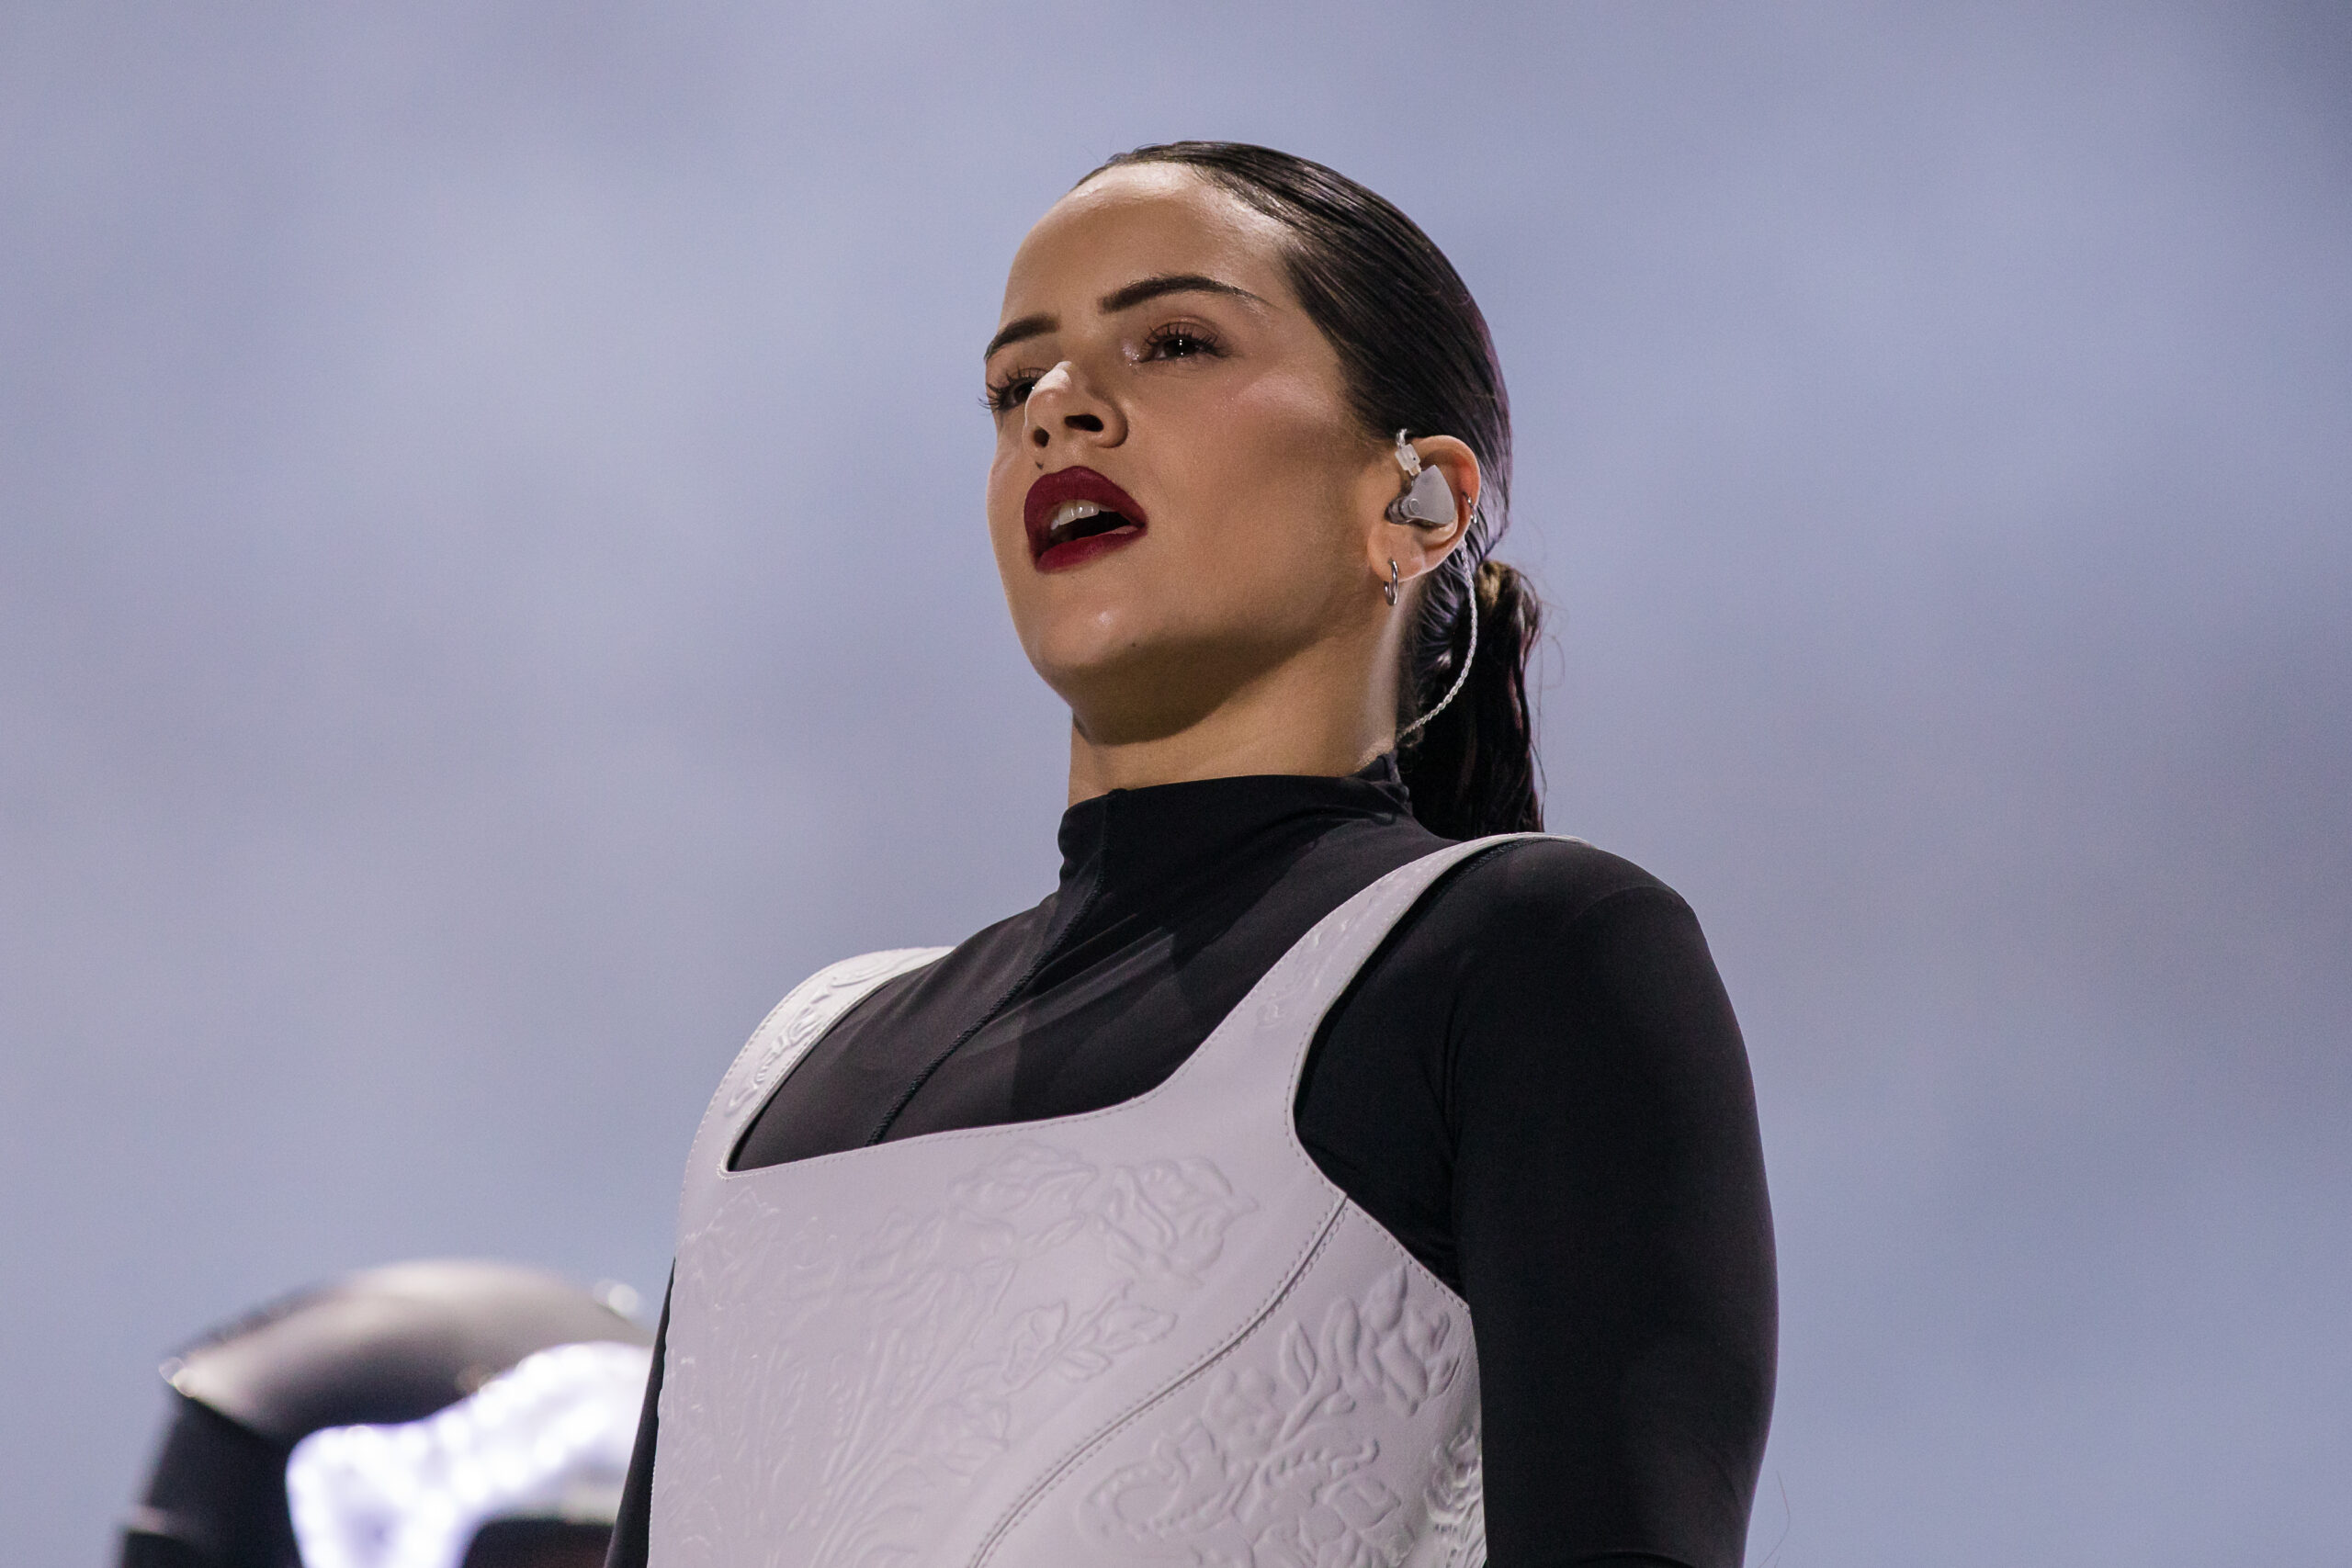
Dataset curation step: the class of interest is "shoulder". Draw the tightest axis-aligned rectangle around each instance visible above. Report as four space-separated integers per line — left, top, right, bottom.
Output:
1424 834 1699 942
730 946 951 1081
1401 840 1748 1100
1395 836 1731 1027
787 945 954 1000
744 945 955 1048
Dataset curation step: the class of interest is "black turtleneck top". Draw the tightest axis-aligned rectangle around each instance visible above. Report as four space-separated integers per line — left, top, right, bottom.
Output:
608 761 1775 1568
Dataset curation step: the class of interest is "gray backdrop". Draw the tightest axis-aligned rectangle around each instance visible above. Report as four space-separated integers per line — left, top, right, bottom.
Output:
4 2 2346 1562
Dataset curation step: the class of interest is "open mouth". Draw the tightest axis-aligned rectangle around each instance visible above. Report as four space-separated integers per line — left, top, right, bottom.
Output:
1024 467 1148 572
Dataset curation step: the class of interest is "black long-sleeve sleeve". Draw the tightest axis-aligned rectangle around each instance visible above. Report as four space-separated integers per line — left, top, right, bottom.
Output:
609 767 1773 1568
1288 840 1775 1566
606 1283 664 1567
1447 862 1776 1565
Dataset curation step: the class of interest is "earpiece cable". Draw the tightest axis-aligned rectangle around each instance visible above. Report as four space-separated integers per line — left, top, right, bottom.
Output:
1396 565 1477 746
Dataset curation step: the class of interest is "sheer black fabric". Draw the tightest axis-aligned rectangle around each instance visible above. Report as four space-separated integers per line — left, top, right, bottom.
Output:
609 760 1774 1568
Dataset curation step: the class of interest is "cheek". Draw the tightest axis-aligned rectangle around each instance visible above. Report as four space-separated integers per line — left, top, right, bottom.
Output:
985 446 1071 658
1161 375 1366 572
984 445 1032 560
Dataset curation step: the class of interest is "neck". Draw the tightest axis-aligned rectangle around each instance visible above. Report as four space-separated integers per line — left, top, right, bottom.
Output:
1063 627 1403 807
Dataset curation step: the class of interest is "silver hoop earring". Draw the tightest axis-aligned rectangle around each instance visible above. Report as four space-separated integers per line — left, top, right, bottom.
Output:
1384 559 1399 606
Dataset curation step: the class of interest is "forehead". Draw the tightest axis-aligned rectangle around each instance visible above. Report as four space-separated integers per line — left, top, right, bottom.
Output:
1000 164 1296 315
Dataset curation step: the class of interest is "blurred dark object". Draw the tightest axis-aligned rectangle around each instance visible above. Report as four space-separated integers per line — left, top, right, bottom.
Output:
119 1259 651 1568
456 1521 613 1568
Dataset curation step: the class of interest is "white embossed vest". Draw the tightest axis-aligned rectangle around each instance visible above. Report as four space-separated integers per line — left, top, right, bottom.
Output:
653 837 1530 1567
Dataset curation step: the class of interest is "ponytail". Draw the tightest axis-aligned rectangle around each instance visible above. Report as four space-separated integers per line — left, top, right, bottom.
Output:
1398 558 1544 839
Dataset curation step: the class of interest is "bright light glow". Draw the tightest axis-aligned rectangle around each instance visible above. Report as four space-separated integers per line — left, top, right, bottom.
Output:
285 1339 650 1568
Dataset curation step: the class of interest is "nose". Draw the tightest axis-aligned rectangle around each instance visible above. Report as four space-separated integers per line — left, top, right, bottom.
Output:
1024 361 1123 452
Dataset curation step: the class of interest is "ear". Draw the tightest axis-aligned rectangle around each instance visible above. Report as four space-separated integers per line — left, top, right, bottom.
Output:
1364 434 1480 591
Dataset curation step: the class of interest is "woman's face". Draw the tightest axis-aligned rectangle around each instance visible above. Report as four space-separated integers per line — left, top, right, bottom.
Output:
984 164 1402 746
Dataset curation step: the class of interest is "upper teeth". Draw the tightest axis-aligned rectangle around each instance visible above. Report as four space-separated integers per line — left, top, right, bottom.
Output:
1050 500 1105 531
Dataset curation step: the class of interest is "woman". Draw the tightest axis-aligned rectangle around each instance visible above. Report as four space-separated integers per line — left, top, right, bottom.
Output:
610 142 1774 1568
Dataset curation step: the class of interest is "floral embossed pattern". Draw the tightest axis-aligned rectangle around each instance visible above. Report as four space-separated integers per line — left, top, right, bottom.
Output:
660 846 1511 1567
1080 1262 1482 1568
663 1142 1257 1566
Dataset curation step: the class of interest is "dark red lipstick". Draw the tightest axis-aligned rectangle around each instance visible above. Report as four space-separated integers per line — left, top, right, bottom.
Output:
1023 467 1149 573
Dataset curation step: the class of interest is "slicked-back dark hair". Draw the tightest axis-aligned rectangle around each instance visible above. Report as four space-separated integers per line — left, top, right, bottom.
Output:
1085 141 1543 839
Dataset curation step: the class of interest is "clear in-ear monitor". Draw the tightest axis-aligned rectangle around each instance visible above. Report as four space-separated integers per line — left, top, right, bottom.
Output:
1386 431 1456 528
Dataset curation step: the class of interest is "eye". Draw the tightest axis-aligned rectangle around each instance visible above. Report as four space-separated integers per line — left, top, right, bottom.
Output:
982 368 1041 416
1139 321 1223 363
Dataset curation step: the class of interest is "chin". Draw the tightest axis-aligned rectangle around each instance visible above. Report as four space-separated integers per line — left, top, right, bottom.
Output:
1024 611 1154 699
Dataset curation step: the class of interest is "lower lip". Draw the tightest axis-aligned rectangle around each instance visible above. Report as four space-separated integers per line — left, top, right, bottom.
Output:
1035 523 1146 573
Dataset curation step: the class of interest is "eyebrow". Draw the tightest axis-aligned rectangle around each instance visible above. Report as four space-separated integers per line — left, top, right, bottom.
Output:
1099 272 1264 315
982 273 1267 361
984 312 1056 363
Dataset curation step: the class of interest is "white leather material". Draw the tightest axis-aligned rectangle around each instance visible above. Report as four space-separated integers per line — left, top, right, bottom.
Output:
653 838 1531 1567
